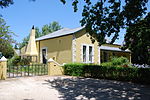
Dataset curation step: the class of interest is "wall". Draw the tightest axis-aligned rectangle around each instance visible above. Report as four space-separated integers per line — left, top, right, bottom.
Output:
37 35 72 64
0 57 7 80
48 59 64 76
74 29 100 64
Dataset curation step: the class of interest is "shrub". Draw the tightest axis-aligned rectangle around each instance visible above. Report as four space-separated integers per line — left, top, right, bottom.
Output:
111 56 129 66
101 56 130 67
20 58 30 65
8 56 31 66
63 63 85 76
63 63 150 84
11 56 21 66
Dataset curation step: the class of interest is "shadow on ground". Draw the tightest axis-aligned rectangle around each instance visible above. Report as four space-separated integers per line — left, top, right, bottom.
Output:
44 77 150 100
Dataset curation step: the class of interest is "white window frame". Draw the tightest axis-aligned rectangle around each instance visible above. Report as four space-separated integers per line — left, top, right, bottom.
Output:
40 47 48 63
98 47 101 64
83 45 87 63
81 44 94 63
72 34 76 62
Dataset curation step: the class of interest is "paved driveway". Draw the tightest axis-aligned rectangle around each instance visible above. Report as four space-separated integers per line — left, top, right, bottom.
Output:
0 76 150 100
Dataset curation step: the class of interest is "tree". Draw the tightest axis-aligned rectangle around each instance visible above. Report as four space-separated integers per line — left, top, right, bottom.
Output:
0 16 14 58
0 0 35 8
122 13 150 65
0 0 13 8
42 21 62 36
60 0 148 45
35 27 41 38
19 21 62 49
1 0 148 45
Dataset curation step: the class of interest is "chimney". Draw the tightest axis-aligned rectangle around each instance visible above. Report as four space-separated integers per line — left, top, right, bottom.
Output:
25 26 38 56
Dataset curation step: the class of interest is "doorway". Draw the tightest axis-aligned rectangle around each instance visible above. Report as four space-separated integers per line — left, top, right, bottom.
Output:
42 48 47 64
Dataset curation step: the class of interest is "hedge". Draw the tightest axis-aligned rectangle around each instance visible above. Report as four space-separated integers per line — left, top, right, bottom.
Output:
63 63 150 84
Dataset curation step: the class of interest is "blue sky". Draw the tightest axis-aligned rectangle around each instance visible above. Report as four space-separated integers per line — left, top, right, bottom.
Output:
0 0 150 44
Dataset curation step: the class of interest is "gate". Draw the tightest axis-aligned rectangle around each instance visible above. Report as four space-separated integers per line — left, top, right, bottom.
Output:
7 64 48 78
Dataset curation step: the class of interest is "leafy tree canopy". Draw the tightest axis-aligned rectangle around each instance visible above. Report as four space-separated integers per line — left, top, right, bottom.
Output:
122 13 150 65
61 0 148 45
19 21 62 49
0 0 35 8
0 16 15 58
0 0 13 8
1 0 149 45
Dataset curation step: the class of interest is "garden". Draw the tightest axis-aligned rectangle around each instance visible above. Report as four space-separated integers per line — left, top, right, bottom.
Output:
63 57 150 85
7 56 48 78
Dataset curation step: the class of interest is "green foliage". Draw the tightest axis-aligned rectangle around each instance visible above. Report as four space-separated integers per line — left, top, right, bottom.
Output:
63 63 150 84
42 21 62 35
101 56 130 67
0 0 13 8
61 0 148 44
10 56 21 66
111 56 129 66
63 63 86 76
8 56 31 66
122 13 150 65
0 16 15 58
19 58 30 65
19 21 62 49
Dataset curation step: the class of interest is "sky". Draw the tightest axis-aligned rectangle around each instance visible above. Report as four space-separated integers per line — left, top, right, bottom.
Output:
0 0 150 44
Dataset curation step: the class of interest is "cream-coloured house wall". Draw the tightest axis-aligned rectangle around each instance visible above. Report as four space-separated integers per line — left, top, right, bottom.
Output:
36 35 72 64
36 41 40 62
74 29 100 64
20 46 27 56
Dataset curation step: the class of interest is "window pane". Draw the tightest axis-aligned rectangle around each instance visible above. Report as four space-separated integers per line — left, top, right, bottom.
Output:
104 51 108 62
83 46 86 62
89 46 93 62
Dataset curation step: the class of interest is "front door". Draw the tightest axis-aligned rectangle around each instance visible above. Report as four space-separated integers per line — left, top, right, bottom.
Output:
42 48 47 64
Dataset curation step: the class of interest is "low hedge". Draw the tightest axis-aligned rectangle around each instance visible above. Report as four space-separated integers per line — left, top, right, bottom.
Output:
63 63 150 84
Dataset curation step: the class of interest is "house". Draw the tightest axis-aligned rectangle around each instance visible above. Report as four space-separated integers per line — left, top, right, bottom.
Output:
21 27 131 64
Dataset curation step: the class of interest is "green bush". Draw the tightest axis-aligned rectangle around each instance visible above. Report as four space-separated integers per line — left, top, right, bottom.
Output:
63 63 150 84
111 56 129 66
101 56 130 67
20 58 30 65
8 56 31 66
63 63 85 76
11 56 21 66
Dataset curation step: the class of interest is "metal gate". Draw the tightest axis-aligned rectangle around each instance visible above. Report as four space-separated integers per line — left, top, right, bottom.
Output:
7 64 48 78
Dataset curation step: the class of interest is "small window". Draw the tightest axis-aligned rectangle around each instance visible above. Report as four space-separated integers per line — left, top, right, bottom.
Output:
89 46 93 63
83 46 86 62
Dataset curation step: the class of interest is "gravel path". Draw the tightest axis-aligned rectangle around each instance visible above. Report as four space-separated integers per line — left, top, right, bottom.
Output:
0 76 62 100
0 76 150 100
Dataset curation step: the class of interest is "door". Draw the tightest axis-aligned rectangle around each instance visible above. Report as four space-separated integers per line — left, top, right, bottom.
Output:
42 48 47 64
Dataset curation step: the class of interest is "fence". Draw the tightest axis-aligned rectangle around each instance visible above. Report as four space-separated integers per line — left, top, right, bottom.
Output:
7 64 48 78
0 57 64 80
0 56 7 80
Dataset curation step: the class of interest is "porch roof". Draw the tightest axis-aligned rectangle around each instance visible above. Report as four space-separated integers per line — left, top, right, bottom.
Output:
100 45 130 52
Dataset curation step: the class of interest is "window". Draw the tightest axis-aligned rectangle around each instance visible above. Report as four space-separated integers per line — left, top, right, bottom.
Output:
41 47 47 64
89 46 93 63
82 45 94 63
83 46 86 62
104 51 108 62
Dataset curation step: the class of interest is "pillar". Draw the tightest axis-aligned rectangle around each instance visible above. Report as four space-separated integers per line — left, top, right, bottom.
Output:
0 56 7 80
